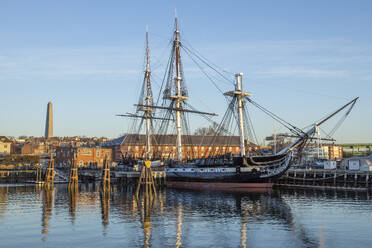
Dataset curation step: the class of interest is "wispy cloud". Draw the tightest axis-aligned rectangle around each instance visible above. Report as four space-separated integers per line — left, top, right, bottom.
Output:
187 39 372 81
254 67 350 78
0 46 145 81
1 39 371 83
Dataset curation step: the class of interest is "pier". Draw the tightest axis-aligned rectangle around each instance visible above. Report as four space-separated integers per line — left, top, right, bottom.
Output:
1 167 372 191
78 169 166 187
276 168 372 191
0 170 36 183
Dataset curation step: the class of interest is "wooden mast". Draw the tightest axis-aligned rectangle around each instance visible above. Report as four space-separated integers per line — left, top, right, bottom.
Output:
224 73 252 160
173 15 187 162
236 73 246 157
136 27 157 198
144 26 153 161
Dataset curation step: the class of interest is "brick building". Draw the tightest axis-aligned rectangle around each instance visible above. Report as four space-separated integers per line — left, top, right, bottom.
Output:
19 143 48 155
55 147 112 168
104 134 261 162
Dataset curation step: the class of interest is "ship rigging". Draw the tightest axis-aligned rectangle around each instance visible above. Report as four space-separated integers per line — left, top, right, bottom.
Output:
117 14 358 188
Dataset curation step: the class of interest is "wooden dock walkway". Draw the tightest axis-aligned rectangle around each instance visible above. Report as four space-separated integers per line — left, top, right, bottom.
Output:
276 168 372 191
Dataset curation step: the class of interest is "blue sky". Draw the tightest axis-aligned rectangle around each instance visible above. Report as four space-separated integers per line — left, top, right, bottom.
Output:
0 0 371 143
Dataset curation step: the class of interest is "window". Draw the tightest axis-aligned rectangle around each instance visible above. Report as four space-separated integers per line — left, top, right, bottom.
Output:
97 151 100 157
81 150 92 155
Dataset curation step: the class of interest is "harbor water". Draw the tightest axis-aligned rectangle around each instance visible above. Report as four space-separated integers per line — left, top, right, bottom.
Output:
0 184 371 248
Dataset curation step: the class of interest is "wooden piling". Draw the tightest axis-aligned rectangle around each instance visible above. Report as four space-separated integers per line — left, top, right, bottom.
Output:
45 155 55 185
101 156 111 193
69 152 78 188
136 161 157 199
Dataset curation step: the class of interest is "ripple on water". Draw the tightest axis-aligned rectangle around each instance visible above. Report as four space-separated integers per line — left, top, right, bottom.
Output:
0 185 372 248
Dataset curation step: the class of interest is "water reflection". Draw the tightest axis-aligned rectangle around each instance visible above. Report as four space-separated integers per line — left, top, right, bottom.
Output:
68 184 78 224
165 189 318 247
175 203 183 248
0 184 371 248
0 187 8 218
99 185 110 233
136 193 155 248
41 186 54 241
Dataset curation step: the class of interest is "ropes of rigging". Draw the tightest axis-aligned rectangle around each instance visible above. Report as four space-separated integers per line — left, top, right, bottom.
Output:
179 39 307 141
245 97 305 136
181 45 228 99
180 40 235 85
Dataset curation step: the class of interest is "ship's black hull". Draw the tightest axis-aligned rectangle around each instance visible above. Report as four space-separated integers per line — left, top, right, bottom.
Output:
165 153 292 189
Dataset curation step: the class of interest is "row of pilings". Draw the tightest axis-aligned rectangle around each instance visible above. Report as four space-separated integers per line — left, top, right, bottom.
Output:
1 167 372 191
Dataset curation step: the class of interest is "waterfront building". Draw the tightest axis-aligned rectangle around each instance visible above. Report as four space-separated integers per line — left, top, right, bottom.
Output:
10 136 109 155
19 143 48 155
103 134 262 162
0 136 12 155
324 145 343 160
341 156 372 171
340 143 372 157
55 146 112 168
297 144 343 164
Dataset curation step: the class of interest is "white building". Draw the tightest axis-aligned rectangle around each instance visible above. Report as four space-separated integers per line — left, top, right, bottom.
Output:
341 156 372 171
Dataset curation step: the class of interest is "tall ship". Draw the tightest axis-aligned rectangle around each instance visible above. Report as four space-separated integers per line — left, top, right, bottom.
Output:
119 15 358 189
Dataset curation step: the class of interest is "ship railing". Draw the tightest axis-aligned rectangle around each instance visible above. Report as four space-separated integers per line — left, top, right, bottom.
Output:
249 154 288 166
259 153 292 178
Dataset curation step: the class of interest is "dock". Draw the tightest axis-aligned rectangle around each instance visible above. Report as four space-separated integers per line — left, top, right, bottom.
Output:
276 168 372 191
78 169 166 187
2 167 372 191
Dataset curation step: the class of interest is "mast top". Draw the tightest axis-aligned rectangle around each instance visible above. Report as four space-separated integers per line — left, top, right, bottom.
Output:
174 9 179 34
224 72 251 97
145 26 150 73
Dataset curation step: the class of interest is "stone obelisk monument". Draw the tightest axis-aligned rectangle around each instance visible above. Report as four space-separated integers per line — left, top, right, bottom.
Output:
45 102 53 138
